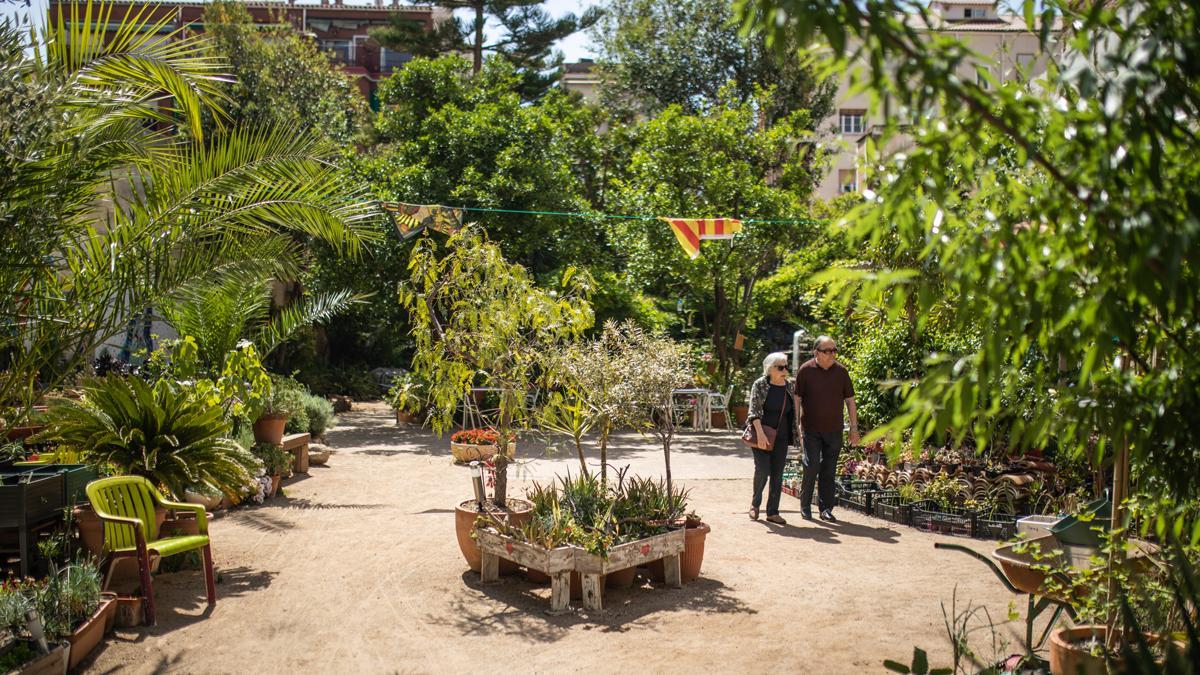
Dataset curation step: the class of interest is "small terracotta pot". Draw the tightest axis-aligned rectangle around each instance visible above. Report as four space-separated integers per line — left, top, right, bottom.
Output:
454 499 533 574
252 414 288 446
113 595 144 628
1049 626 1118 675
681 520 711 581
395 409 420 425
711 411 727 428
450 442 515 464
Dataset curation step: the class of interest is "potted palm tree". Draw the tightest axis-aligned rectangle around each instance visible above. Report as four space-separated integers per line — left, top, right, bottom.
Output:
38 376 261 556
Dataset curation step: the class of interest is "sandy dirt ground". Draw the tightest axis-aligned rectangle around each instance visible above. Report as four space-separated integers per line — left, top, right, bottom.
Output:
84 402 1044 674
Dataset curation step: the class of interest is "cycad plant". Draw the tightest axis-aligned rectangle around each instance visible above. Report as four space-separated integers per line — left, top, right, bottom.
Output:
0 0 380 421
40 376 260 499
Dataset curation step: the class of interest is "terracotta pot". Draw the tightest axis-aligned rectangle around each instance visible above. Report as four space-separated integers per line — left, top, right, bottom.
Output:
74 504 105 559
605 566 637 589
252 414 288 446
395 409 420 425
454 498 533 574
450 441 515 464
711 411 727 428
4 424 46 441
681 520 711 581
160 511 205 537
100 591 118 632
113 595 144 628
731 405 749 427
67 594 117 670
1049 626 1118 675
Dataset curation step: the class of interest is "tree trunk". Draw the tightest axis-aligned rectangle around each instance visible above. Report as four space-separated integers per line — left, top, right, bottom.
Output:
472 2 484 74
574 435 587 476
599 426 610 485
494 454 508 508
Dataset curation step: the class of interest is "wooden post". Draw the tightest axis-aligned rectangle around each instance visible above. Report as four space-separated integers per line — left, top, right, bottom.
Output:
480 551 499 584
581 573 603 612
548 572 572 615
663 554 682 589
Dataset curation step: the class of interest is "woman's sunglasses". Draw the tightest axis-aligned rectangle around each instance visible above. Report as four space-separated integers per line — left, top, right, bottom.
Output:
774 364 789 371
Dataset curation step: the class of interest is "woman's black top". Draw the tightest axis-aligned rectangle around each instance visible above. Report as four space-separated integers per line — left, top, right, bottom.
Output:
762 383 794 446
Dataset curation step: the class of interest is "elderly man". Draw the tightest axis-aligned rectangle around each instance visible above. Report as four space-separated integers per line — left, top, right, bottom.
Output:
796 335 860 522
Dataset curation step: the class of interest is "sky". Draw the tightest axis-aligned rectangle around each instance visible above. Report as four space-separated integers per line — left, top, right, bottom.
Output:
1 0 601 62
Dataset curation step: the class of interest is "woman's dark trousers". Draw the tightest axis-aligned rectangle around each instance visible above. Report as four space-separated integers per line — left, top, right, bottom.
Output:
751 431 790 516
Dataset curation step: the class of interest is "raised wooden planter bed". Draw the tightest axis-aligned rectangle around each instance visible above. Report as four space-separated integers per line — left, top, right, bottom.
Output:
0 471 65 577
475 528 685 614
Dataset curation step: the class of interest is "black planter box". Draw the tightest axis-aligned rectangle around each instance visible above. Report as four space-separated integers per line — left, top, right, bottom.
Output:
910 500 976 537
835 480 880 513
24 464 97 507
0 472 63 528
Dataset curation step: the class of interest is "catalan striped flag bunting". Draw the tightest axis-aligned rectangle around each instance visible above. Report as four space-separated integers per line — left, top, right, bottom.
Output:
381 202 464 238
659 217 743 259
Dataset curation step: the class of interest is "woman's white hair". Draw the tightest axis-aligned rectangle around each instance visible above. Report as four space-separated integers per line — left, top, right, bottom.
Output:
762 351 789 377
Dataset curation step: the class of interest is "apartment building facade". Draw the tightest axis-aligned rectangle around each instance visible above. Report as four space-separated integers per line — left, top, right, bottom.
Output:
47 0 441 101
815 0 1060 200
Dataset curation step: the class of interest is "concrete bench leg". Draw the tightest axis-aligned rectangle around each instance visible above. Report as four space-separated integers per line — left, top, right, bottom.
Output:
581 573 603 612
547 571 572 615
663 554 682 589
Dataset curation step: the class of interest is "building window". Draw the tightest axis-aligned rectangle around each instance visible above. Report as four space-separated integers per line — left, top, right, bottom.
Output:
321 39 352 64
963 7 985 19
839 110 865 135
839 169 858 194
380 47 411 71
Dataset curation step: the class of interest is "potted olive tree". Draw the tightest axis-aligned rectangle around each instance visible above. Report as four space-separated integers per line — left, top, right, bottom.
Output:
399 226 592 571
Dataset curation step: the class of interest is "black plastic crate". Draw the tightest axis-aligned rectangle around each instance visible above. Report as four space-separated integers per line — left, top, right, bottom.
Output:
974 512 1019 540
911 500 976 537
836 480 880 513
871 493 913 525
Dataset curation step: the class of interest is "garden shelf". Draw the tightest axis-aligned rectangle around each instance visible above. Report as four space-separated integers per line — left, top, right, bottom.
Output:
475 528 685 615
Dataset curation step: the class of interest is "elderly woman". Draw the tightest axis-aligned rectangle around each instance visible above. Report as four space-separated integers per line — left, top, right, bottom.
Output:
746 352 801 524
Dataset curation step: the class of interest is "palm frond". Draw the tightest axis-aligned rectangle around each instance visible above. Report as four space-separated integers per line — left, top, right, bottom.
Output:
255 289 368 357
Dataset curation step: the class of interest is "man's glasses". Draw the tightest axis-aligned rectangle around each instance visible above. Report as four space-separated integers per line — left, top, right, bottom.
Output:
774 364 789 371
816 348 838 354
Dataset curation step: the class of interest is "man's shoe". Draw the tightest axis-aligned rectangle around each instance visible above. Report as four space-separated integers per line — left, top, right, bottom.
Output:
820 510 837 522
801 511 813 520
749 506 759 521
766 515 787 525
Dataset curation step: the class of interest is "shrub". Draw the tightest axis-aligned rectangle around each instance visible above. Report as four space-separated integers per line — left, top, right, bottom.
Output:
39 376 260 499
251 442 293 477
301 392 335 438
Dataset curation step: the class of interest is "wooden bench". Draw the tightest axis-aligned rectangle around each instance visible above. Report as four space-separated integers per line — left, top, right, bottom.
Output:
281 433 310 474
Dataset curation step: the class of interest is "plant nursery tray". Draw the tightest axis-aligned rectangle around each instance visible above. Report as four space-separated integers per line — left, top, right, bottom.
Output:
974 513 1019 541
871 492 912 525
910 500 976 537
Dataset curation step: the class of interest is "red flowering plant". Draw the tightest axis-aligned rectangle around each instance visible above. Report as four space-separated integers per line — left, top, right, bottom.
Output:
451 428 514 446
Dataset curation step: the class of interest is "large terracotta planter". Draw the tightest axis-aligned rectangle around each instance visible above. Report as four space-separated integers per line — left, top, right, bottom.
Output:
394 409 420 425
450 442 515 464
252 414 288 446
731 405 749 427
455 498 532 574
681 520 711 581
1048 626 1130 675
67 594 117 670
74 504 104 559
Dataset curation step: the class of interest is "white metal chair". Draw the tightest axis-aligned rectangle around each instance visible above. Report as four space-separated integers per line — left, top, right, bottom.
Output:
708 386 734 430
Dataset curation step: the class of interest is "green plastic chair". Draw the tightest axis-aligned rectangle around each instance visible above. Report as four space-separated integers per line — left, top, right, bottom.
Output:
85 476 216 625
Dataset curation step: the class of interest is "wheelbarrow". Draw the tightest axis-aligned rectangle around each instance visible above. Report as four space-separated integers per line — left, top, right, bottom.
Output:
934 536 1078 665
